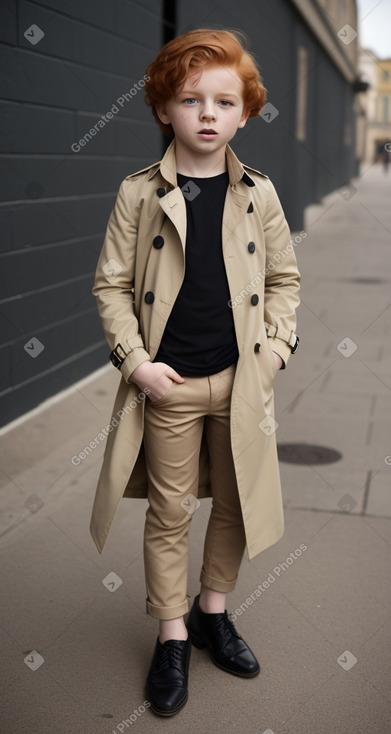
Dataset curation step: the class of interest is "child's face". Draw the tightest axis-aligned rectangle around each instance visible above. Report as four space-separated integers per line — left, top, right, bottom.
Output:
156 64 250 153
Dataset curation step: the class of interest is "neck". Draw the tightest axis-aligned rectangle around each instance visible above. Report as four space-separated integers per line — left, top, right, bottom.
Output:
174 139 227 178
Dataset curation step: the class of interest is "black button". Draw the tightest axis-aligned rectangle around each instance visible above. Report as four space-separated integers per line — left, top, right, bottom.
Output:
247 202 254 213
156 187 166 198
251 294 259 306
145 291 155 304
153 235 164 249
248 241 255 253
254 342 261 353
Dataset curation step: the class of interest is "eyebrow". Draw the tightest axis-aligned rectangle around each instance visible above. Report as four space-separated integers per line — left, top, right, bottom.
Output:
179 91 240 99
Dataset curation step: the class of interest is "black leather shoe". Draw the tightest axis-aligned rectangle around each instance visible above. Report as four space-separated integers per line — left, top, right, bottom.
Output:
187 594 260 677
146 636 191 716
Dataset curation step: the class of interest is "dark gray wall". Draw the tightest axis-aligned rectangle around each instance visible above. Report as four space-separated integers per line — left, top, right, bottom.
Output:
0 0 163 426
0 0 357 427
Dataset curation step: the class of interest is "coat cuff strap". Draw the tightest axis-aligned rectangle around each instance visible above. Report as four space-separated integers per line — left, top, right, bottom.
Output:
110 336 151 382
264 322 299 353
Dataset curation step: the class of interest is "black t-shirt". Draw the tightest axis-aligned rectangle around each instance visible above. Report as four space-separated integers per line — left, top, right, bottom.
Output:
153 170 239 376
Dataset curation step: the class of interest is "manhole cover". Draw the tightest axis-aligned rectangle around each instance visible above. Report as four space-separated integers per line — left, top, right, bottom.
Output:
277 443 342 465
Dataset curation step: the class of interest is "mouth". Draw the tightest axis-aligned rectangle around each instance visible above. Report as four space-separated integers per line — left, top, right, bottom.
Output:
197 129 218 138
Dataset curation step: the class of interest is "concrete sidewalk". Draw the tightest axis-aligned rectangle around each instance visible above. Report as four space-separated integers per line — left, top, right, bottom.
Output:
1 163 391 734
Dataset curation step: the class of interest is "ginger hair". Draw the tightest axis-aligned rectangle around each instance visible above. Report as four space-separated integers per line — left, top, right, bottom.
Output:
144 28 267 137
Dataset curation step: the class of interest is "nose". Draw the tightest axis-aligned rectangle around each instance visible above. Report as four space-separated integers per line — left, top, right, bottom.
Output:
200 100 216 121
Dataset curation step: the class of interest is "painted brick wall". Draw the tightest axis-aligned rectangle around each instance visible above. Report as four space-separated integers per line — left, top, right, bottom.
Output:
0 0 163 426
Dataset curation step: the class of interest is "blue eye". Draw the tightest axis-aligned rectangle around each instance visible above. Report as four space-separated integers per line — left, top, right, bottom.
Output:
182 98 233 106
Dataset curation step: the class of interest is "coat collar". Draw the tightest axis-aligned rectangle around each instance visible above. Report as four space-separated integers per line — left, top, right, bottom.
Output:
146 138 256 188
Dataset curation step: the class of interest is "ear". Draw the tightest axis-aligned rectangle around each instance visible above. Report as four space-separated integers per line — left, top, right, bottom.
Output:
155 102 171 125
237 109 251 129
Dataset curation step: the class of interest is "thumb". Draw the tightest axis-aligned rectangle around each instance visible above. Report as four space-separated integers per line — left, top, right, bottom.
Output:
166 367 185 383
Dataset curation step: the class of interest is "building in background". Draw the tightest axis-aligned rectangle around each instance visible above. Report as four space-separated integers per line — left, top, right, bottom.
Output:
0 0 360 426
358 48 391 163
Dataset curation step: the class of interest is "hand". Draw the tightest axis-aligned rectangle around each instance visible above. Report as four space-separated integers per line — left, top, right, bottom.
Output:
271 351 283 370
130 361 184 402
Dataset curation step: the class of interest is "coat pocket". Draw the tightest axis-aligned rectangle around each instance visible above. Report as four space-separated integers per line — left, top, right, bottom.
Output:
261 338 278 380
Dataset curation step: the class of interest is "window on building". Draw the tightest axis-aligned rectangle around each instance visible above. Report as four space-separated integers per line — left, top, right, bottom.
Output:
296 45 308 141
383 96 389 122
383 70 390 81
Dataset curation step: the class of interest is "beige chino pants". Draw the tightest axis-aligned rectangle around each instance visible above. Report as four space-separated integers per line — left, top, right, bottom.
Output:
142 363 247 620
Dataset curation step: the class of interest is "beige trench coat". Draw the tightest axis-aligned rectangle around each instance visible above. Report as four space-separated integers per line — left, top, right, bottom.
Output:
89 138 300 560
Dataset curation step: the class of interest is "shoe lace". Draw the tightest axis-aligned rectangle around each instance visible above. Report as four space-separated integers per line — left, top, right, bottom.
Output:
214 613 240 645
156 641 185 673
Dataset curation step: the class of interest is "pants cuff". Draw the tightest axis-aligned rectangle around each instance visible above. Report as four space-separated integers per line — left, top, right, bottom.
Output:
200 570 238 593
145 596 190 620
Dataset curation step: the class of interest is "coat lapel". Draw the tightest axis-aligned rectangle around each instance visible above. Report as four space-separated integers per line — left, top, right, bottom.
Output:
158 188 187 254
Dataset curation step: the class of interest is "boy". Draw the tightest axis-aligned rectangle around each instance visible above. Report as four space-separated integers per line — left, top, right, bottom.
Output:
89 28 300 716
